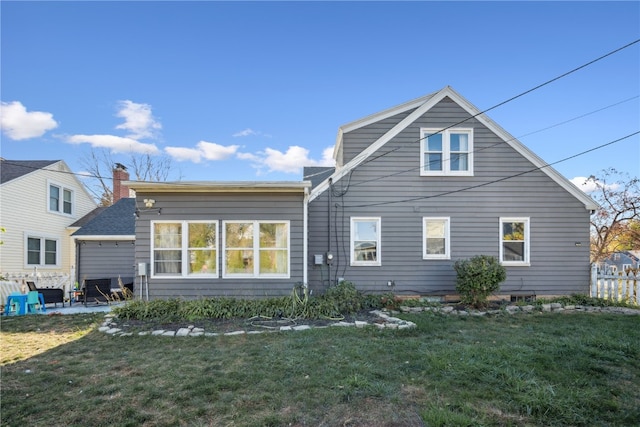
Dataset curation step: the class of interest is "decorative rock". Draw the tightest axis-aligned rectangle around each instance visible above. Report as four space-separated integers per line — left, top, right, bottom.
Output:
551 303 563 310
151 330 165 336
138 331 149 336
280 326 293 332
224 331 245 336
521 305 534 312
542 304 552 312
293 325 311 331
506 305 520 313
98 326 110 332
457 311 469 316
355 321 368 328
192 327 205 333
176 328 191 337
162 331 176 336
441 306 454 313
105 328 122 334
189 332 203 337
564 305 576 310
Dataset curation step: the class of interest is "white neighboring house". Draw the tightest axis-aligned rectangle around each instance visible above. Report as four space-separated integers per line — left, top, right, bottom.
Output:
0 159 97 291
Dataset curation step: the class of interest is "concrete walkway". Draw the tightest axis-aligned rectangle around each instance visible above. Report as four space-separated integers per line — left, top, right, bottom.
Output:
38 302 122 315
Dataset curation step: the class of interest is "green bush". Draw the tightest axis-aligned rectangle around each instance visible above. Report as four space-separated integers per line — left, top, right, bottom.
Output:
113 281 388 322
454 255 506 307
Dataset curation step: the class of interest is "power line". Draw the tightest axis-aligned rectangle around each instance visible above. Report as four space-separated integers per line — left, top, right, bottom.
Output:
357 39 640 169
343 131 640 209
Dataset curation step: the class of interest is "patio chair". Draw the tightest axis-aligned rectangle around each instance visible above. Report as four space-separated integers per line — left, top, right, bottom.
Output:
26 282 65 307
26 291 46 314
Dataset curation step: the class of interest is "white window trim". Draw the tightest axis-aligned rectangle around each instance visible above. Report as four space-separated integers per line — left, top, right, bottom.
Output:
420 128 474 176
499 217 530 266
222 220 291 279
47 180 74 216
151 220 219 278
350 217 382 266
423 217 450 260
24 232 60 268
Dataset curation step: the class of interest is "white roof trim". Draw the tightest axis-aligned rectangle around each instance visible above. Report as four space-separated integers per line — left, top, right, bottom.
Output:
310 86 598 211
125 181 311 193
73 235 135 241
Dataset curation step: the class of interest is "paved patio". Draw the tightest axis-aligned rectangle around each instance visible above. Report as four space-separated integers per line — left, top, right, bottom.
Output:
38 302 122 315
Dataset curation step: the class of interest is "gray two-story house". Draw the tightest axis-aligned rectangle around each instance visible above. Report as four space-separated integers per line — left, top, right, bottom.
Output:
127 87 597 300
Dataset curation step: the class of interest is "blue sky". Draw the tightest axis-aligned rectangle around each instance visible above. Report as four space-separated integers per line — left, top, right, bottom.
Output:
1 1 638 195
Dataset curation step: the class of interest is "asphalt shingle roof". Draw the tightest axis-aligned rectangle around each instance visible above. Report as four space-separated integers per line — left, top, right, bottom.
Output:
72 198 136 236
0 159 59 184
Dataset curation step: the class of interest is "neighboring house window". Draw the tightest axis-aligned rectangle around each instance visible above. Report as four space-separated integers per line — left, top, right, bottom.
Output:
351 217 381 266
25 235 58 267
420 128 473 176
223 221 290 278
152 221 218 277
423 217 450 259
48 182 73 215
500 217 530 266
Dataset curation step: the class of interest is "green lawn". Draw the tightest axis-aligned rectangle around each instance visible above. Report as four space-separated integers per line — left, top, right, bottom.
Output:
1 311 638 426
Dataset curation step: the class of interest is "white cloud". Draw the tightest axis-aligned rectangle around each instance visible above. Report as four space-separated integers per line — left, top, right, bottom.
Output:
239 145 336 174
115 100 161 139
67 134 159 154
570 176 619 193
198 141 239 160
233 128 258 137
165 146 203 163
0 101 58 140
165 141 239 163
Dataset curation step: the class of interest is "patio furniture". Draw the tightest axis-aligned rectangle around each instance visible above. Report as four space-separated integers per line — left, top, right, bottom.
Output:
26 291 46 314
26 282 65 307
82 279 112 305
4 293 28 315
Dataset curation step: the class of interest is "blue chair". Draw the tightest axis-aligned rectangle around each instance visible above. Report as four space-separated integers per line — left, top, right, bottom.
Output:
26 291 46 314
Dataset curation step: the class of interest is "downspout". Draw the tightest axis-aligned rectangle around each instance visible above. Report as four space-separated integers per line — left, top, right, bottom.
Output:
75 239 81 287
327 178 332 286
303 188 308 286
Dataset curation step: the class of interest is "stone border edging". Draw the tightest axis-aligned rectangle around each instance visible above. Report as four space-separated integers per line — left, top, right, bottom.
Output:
98 303 639 337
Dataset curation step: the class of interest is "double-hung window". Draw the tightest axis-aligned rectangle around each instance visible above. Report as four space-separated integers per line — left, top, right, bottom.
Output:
223 221 290 278
500 217 530 266
351 217 381 266
26 235 59 267
420 128 473 176
423 217 450 259
152 221 218 277
49 182 73 215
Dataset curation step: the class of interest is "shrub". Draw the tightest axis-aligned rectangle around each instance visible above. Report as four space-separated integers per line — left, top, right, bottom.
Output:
454 255 506 307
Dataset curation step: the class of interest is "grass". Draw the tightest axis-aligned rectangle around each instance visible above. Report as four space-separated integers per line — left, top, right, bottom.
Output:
1 310 639 426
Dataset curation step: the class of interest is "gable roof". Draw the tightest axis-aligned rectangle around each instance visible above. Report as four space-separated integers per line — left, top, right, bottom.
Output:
311 86 598 211
71 198 136 238
0 159 59 184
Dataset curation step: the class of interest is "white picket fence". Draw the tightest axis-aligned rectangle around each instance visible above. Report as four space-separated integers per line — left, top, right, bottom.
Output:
590 264 639 305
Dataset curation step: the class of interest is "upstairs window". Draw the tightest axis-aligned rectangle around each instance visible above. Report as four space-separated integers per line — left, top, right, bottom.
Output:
500 217 530 266
49 183 73 215
420 128 473 176
351 217 381 266
26 235 59 267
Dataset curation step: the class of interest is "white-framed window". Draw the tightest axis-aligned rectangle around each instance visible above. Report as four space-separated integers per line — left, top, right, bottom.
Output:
48 181 73 215
351 217 381 266
420 128 473 176
223 221 290 278
423 217 450 259
25 234 59 267
152 221 218 277
500 217 530 266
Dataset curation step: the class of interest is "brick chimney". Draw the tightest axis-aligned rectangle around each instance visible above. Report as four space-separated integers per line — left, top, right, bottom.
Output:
113 163 130 204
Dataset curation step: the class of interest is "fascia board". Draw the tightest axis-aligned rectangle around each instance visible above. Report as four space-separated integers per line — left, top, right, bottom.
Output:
125 181 311 193
73 235 135 240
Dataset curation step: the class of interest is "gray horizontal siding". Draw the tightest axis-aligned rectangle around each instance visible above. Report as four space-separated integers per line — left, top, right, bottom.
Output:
77 241 135 284
134 192 306 299
308 98 591 297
